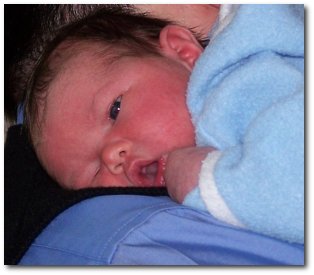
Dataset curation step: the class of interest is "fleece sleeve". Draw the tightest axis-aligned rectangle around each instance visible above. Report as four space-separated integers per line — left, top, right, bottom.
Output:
185 55 304 244
184 4 304 244
196 87 304 244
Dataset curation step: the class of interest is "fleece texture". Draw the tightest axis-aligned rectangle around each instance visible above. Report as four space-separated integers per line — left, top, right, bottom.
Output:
184 4 304 244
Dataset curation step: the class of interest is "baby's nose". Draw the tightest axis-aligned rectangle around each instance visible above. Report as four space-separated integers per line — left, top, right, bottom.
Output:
101 140 132 175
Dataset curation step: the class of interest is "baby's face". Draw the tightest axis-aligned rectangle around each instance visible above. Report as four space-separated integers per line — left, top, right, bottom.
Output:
36 45 195 189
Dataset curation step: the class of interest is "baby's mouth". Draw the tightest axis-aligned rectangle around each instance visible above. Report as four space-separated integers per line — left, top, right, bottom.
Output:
128 158 166 187
141 159 166 186
141 162 158 179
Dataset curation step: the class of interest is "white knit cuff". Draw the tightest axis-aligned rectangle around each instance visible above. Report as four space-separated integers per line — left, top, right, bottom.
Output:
199 151 244 228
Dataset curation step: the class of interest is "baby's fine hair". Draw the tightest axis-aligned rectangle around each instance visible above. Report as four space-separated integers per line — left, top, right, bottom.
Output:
23 7 207 146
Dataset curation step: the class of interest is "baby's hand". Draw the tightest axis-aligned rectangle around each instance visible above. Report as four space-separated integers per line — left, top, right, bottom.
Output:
164 146 215 203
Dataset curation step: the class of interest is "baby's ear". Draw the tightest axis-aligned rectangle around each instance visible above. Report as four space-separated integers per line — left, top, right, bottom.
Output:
159 25 203 71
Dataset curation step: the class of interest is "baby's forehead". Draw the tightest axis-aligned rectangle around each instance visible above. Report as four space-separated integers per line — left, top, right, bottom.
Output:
50 40 115 69
30 41 126 151
46 41 123 91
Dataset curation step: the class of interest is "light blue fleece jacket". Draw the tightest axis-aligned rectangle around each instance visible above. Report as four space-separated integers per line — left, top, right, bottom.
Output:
184 4 304 244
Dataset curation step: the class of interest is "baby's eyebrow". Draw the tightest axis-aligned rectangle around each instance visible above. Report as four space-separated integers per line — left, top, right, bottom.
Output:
88 58 123 123
90 85 112 124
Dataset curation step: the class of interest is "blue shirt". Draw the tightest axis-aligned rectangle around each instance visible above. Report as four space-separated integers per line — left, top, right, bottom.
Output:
20 195 304 265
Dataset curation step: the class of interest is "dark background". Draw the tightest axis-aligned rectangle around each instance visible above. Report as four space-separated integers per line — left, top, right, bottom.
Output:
5 5 41 121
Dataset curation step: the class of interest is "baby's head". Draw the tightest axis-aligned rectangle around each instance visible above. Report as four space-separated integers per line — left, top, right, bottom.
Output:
24 8 205 189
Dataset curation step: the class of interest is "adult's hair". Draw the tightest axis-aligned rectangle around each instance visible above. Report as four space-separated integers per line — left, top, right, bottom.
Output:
23 7 207 146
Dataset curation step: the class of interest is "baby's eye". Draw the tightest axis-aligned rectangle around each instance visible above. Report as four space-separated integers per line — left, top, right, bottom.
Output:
109 95 122 121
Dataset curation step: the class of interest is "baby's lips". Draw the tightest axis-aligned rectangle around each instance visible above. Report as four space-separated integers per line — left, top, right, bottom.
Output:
160 153 168 165
158 154 168 186
127 158 166 187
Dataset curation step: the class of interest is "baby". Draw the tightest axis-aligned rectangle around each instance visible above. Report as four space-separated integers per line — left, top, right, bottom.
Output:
24 8 210 190
24 5 304 244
